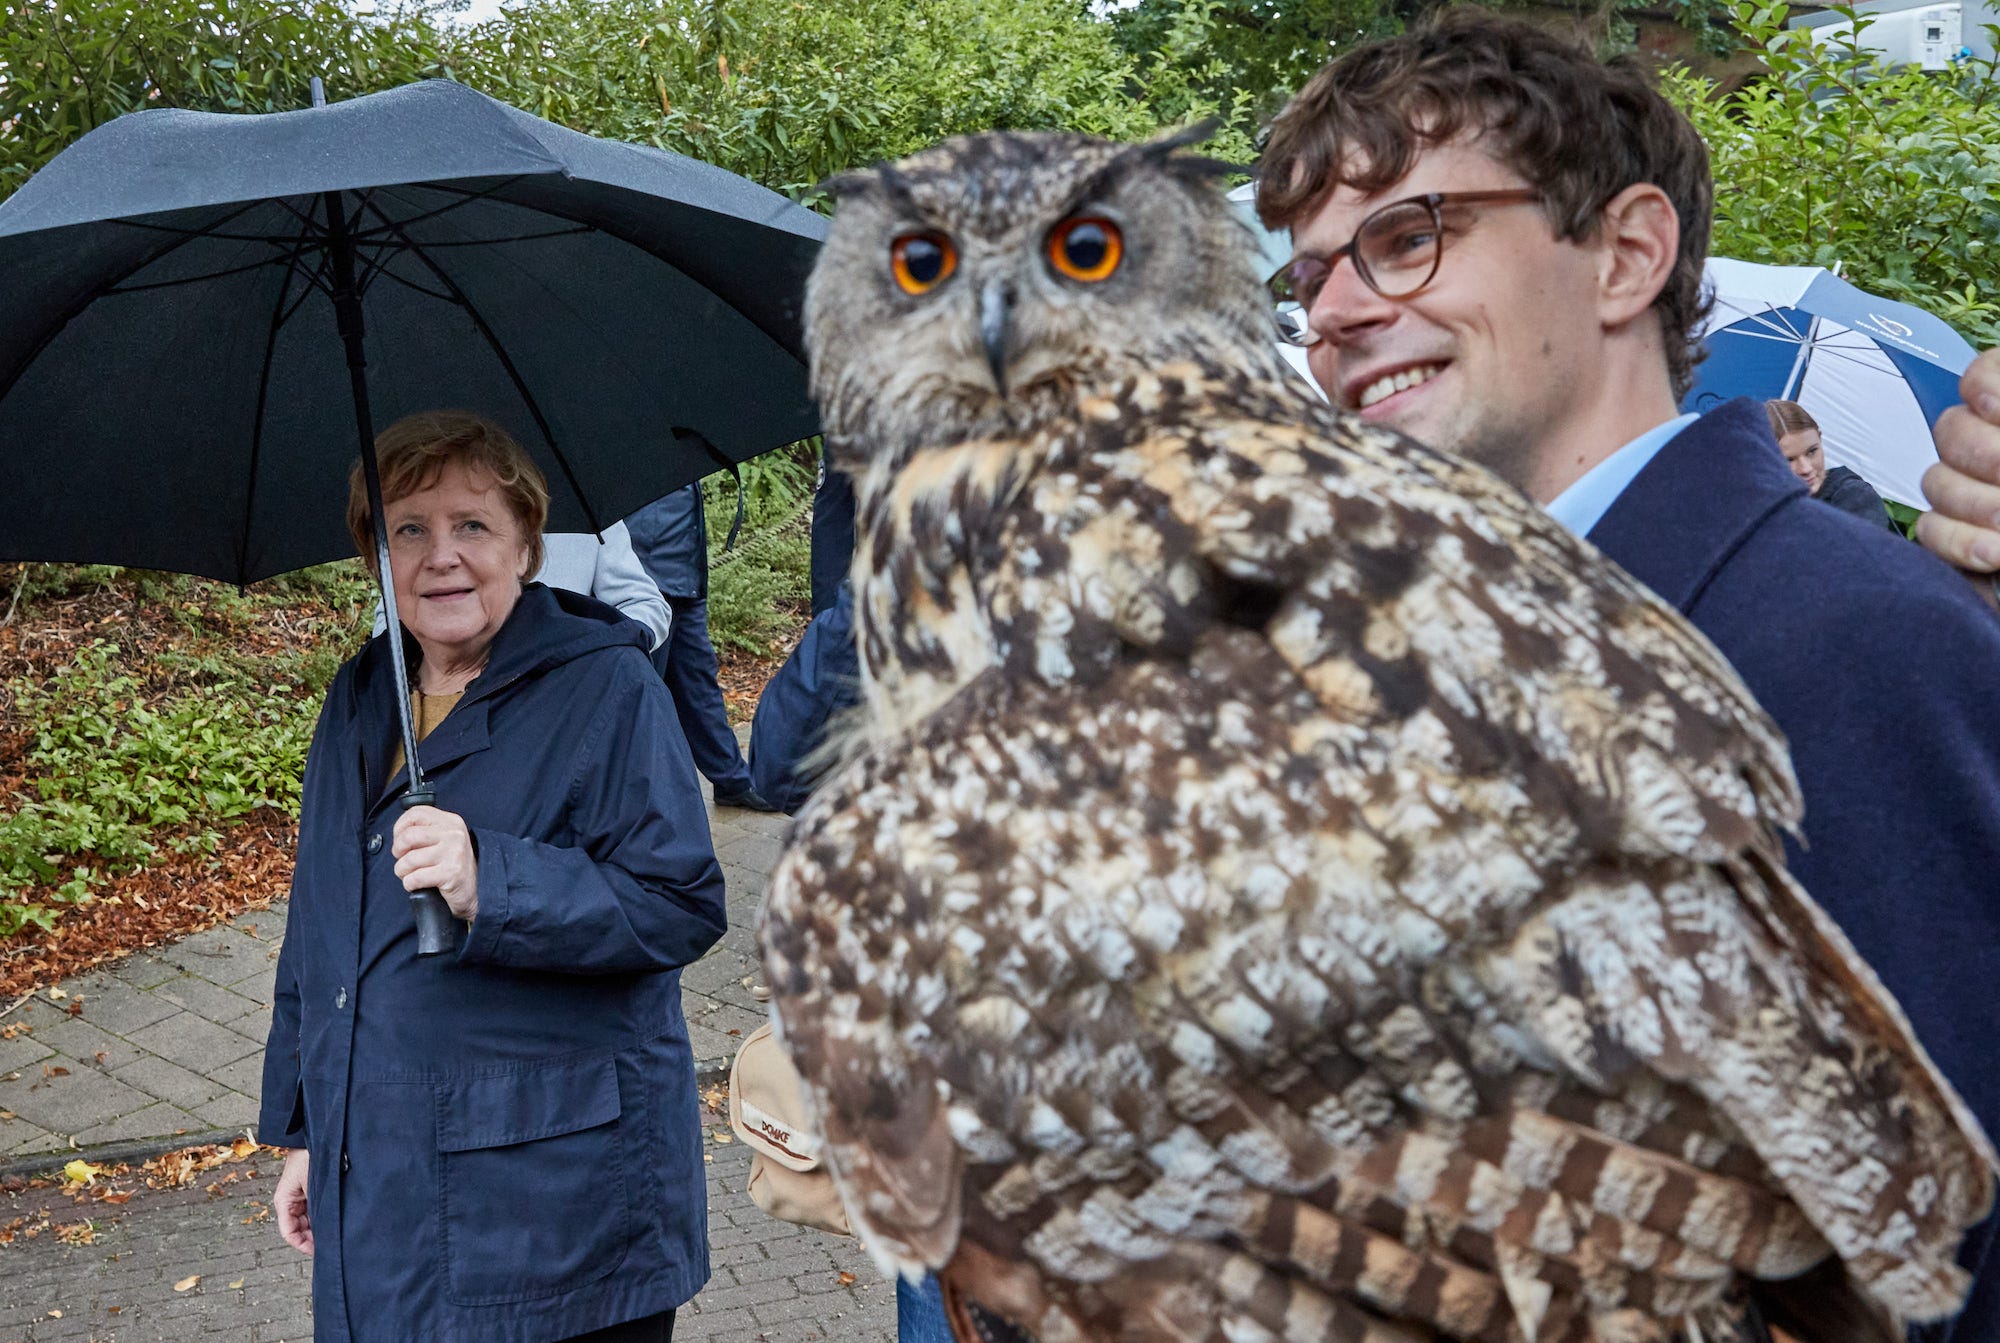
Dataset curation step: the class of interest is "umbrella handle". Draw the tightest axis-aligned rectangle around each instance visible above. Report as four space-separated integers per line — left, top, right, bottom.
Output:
401 786 466 958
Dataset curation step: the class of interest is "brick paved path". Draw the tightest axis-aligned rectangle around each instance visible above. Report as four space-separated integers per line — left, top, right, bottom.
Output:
0 1133 892 1343
0 794 895 1343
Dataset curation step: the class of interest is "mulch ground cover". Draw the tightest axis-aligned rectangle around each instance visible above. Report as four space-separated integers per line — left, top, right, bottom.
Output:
0 567 803 1000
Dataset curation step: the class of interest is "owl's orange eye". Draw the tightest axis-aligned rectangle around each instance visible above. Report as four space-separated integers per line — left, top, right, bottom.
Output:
890 232 957 295
1046 217 1123 283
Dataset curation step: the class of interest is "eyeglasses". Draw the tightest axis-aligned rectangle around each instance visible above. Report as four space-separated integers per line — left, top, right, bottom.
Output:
1272 189 1544 340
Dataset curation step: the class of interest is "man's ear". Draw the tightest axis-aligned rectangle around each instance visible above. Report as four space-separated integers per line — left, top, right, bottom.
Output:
1594 183 1679 328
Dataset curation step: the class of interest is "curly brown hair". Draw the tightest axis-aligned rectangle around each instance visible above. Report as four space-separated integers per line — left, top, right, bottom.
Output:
1257 8 1713 398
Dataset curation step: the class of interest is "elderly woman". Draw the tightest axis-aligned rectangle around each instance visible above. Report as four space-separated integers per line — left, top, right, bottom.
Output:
259 411 727 1343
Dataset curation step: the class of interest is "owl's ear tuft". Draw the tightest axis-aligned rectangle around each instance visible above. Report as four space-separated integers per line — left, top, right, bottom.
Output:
816 168 880 204
1137 120 1247 183
816 163 922 216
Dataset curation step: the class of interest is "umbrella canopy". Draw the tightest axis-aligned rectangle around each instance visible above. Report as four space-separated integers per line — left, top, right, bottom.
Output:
0 78 828 584
1683 257 1974 506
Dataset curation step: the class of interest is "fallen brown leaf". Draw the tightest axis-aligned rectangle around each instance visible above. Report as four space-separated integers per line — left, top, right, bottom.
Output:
173 1274 201 1292
838 1271 857 1286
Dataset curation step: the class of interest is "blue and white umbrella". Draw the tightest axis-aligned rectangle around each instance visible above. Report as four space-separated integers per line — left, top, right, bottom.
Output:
1684 257 1976 506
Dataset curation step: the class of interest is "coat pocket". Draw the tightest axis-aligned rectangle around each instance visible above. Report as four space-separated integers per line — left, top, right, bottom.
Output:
435 1053 632 1306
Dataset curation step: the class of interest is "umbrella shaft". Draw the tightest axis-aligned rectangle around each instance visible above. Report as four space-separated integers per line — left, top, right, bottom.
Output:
324 187 426 791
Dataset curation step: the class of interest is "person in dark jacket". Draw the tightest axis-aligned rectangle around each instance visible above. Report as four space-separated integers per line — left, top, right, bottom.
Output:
740 582 955 1343
1766 398 1898 531
1261 16 1999 1335
260 412 727 1343
746 583 858 813
626 484 773 810
808 457 856 618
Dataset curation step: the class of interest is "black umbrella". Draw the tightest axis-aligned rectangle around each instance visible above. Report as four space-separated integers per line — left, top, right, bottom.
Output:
0 78 827 952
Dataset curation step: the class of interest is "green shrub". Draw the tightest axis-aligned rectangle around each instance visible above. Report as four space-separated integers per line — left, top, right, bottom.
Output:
1666 4 2000 347
0 641 318 930
703 448 815 658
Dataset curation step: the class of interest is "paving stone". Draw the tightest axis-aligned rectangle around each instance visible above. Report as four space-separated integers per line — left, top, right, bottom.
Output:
29 1016 149 1071
206 1053 268 1098
688 1275 798 1312
57 979 176 1037
69 1099 208 1146
112 1055 232 1110
192 1091 260 1130
124 1012 261 1075
222 962 281 1005
717 834 787 879
726 1245 843 1286
153 976 261 1029
165 923 269 969
0 1062 155 1136
0 1031 55 1074
709 922 760 962
750 1286 880 1326
687 1023 742 1072
3 1117 59 1155
682 947 760 998
110 951 188 991
684 999 765 1040
9 998 72 1033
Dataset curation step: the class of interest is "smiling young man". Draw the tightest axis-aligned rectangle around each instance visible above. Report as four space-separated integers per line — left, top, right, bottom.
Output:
1258 13 2000 1339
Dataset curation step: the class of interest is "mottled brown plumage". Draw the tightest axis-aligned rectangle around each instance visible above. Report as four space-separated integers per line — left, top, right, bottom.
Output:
763 128 1996 1343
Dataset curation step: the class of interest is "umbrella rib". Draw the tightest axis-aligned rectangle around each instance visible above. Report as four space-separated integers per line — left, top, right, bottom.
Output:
1733 308 1810 340
111 217 320 246
356 196 603 533
0 197 271 400
1714 328 1816 346
103 251 297 294
236 221 318 584
350 177 533 240
402 225 597 248
363 264 460 306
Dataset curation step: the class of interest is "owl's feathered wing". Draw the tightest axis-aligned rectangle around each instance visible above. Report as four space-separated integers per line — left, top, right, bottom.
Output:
761 363 1996 1343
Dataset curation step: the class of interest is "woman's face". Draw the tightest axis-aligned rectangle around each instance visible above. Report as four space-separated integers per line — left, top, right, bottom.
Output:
384 458 532 671
1779 428 1827 494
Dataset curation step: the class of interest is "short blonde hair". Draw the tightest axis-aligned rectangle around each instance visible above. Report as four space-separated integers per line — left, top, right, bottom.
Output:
347 411 549 580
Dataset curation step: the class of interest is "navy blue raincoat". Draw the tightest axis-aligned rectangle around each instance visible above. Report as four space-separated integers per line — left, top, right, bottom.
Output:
258 584 727 1343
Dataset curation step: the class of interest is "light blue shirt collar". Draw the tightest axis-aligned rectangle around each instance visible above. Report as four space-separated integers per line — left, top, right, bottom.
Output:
1543 413 1698 538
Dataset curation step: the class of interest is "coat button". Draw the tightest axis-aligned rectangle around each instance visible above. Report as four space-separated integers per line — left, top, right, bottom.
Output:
335 988 347 1010
366 833 383 855
340 1150 351 1174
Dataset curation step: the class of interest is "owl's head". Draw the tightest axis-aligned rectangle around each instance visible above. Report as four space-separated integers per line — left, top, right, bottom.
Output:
805 128 1279 470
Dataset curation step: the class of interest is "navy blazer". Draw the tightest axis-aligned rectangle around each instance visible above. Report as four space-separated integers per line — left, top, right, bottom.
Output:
1590 400 2000 1340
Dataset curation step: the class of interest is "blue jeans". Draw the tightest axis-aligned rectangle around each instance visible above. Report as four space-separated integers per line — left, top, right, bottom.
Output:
896 1273 952 1343
655 595 752 794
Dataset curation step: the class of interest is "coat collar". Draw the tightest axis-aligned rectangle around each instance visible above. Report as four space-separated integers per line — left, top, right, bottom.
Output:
1585 398 1808 613
350 583 647 803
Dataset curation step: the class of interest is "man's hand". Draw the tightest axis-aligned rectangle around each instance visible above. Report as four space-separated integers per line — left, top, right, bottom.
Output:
275 1148 313 1256
1919 348 2000 604
393 805 479 921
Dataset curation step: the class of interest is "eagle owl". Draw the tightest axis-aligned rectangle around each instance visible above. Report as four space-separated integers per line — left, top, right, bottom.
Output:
762 128 1996 1343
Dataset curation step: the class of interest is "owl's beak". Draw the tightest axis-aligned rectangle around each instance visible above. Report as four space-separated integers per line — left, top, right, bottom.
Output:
978 280 1014 396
